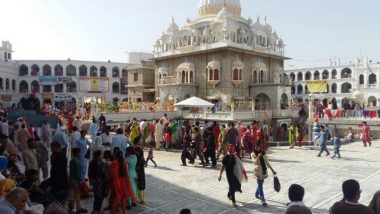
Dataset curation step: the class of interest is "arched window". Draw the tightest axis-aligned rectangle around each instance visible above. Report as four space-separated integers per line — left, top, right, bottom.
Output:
239 69 242 80
369 73 377 85
134 73 138 82
297 84 303 94
181 71 185 83
314 71 320 80
185 71 189 83
359 74 364 85
208 69 213 81
67 82 77 92
66 64 76 76
253 70 257 83
19 80 28 93
43 64 52 76
19 64 28 76
112 67 120 78
54 65 63 76
112 82 120 93
332 83 337 93
43 85 52 93
12 80 16 91
214 69 219 80
233 69 239 80
100 66 107 77
31 64 39 76
297 72 303 81
190 71 194 83
260 70 264 83
305 71 311 80
79 65 87 77
121 68 127 78
341 82 352 93
322 70 329 79
0 78 3 90
341 68 352 78
90 66 97 77
31 80 40 93
5 79 9 90
55 84 63 93
290 73 295 81
291 86 295 94
331 69 337 79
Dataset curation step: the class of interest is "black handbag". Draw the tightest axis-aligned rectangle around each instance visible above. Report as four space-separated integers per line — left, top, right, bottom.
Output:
274 175 281 192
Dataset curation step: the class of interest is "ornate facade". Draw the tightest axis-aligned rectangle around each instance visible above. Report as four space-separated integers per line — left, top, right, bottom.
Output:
286 57 380 108
153 0 291 114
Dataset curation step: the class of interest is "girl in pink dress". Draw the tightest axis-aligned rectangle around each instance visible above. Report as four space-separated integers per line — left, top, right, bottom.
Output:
362 121 372 147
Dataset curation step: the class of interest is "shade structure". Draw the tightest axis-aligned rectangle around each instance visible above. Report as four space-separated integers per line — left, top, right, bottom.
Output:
175 96 214 108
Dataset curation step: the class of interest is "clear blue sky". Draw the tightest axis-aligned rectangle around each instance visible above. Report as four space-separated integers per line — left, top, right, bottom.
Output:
1 0 379 68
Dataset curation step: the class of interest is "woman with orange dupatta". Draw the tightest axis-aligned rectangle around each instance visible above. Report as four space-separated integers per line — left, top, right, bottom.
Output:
110 149 135 214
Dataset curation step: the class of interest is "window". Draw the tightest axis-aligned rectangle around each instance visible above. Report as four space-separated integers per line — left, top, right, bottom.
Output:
369 74 377 85
43 65 52 76
43 85 52 93
5 79 9 90
359 74 364 85
12 80 16 91
100 66 107 77
305 71 311 80
112 82 120 93
134 73 138 82
341 82 352 93
181 71 185 83
332 83 337 93
31 64 40 76
314 71 320 80
208 69 213 81
66 65 76 76
341 68 352 78
54 65 63 76
331 69 337 79
19 81 28 93
0 78 3 89
79 65 87 77
55 84 64 93
290 73 295 81
67 82 77 92
297 72 303 81
214 69 219 81
90 66 97 77
322 70 329 79
112 67 120 77
19 64 28 76
297 85 303 94
233 69 239 80
31 80 40 93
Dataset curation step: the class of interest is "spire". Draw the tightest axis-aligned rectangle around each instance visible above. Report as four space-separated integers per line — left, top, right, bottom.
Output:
171 16 175 23
265 16 267 23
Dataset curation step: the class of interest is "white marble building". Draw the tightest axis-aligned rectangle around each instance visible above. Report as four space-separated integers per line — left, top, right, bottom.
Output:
153 0 292 121
0 41 132 107
286 57 380 108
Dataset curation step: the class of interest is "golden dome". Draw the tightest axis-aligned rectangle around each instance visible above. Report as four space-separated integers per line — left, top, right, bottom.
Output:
197 0 241 17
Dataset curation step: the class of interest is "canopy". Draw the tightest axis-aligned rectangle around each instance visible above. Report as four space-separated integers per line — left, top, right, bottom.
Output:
175 96 214 108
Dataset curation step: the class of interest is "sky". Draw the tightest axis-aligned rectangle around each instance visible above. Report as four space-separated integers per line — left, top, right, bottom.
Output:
1 0 379 69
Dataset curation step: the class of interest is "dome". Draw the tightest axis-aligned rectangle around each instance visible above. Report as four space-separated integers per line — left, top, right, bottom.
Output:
166 17 179 33
198 0 241 17
217 6 232 18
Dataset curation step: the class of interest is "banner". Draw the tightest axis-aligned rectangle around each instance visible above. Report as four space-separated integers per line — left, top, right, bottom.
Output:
1 95 12 101
53 94 73 102
39 76 58 85
306 80 327 93
79 77 109 92
58 77 73 83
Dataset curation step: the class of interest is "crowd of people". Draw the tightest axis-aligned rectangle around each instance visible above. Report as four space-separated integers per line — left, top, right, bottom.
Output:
0 105 378 214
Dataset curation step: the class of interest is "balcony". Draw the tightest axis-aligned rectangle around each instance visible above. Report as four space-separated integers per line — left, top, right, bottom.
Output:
158 76 178 85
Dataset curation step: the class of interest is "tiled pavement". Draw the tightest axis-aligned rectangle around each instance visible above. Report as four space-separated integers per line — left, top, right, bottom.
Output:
81 140 380 214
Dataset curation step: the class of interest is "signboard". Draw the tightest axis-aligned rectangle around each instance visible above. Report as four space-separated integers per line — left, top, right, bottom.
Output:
39 76 73 85
80 77 109 92
42 93 54 99
58 77 73 83
306 80 327 93
1 94 12 101
39 76 58 85
53 94 73 102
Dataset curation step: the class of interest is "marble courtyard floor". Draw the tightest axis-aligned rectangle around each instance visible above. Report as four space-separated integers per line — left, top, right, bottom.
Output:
81 140 380 214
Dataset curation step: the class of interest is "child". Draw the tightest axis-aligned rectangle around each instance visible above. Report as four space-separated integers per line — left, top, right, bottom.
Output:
145 142 157 167
331 135 341 159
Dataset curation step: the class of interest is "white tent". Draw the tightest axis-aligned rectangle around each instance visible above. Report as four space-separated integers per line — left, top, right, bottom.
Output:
175 96 214 108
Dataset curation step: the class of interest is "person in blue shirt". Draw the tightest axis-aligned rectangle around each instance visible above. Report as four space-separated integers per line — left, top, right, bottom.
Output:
111 128 131 156
316 126 330 157
89 116 99 142
75 130 91 180
331 134 341 159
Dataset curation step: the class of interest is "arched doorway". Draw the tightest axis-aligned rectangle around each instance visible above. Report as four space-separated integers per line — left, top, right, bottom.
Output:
255 93 270 110
43 64 52 76
341 68 352 78
297 72 303 81
359 74 364 85
19 81 28 93
305 71 311 80
314 71 320 80
281 93 289 109
341 82 352 93
31 80 40 93
322 70 329 79
369 74 377 85
19 64 28 76
66 64 76 76
368 96 377 107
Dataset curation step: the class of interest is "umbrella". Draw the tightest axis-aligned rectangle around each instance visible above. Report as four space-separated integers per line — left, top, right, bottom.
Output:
175 96 214 108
